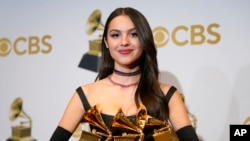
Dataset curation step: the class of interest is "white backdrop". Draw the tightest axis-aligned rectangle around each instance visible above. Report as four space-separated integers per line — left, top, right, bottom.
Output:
1 1 250 141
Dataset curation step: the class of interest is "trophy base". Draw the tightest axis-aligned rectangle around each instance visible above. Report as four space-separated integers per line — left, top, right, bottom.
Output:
6 137 36 141
78 53 102 72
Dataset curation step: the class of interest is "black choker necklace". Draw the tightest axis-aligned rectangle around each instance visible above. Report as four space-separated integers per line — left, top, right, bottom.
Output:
113 69 141 76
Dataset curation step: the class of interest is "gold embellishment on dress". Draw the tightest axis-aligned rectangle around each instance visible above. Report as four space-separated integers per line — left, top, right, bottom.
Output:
81 105 112 141
80 105 173 141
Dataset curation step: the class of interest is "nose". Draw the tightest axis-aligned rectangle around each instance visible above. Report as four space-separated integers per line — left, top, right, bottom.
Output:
121 35 129 47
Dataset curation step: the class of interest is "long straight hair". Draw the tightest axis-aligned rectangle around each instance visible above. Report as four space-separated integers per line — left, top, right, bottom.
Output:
96 7 168 120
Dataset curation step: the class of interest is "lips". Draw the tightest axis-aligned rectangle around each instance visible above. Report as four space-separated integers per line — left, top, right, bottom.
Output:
118 49 132 54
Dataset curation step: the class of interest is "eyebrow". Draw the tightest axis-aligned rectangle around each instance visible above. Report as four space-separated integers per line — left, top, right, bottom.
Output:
108 28 136 33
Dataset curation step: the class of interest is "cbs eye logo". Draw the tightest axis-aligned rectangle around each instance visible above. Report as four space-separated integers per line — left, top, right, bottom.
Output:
0 35 52 57
153 23 221 47
0 38 12 57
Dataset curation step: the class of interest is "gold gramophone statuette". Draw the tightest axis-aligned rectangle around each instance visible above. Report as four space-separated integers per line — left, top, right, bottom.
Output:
111 108 144 141
79 106 174 141
79 105 112 141
6 97 36 141
79 9 104 72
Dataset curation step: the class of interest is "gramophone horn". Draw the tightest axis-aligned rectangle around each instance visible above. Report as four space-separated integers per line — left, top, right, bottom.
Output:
86 9 104 35
9 97 32 126
82 105 110 133
111 109 142 134
9 97 22 121
136 107 147 129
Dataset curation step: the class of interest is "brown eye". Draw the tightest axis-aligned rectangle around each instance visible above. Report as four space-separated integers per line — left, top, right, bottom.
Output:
110 33 120 38
130 32 138 37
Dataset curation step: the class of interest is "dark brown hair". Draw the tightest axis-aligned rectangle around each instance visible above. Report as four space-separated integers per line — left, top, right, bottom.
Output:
96 7 168 120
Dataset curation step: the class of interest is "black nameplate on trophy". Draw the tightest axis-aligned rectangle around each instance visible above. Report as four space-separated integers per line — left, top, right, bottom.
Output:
7 138 36 141
78 53 102 72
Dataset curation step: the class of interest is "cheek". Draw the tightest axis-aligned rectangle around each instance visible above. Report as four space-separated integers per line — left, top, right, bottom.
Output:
107 40 119 49
137 48 144 58
132 47 143 60
136 45 144 54
132 41 143 56
108 48 118 59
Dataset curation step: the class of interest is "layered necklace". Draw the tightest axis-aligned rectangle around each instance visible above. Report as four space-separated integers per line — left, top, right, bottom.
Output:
108 69 140 88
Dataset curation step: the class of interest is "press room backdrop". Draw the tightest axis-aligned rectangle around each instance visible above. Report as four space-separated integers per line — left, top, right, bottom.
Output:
1 1 249 141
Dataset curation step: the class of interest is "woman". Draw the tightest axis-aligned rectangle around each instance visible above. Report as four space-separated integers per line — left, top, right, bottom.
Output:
50 7 199 141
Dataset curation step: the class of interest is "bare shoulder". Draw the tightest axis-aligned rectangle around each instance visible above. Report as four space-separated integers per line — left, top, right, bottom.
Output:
159 82 183 104
159 82 176 96
79 79 108 100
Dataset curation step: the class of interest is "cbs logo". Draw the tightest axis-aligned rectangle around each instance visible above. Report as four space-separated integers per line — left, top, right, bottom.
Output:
0 35 52 57
153 23 221 47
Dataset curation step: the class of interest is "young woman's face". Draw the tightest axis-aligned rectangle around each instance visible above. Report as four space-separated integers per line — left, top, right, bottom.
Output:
105 15 143 69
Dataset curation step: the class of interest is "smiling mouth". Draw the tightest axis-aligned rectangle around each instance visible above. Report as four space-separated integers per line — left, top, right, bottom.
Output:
118 49 132 54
